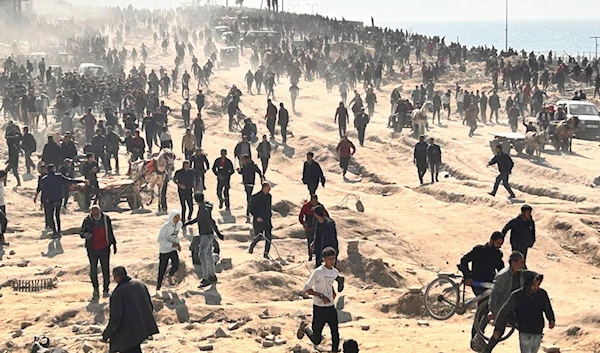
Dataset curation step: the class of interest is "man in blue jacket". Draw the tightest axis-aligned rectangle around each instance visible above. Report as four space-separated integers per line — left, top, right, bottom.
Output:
40 165 87 238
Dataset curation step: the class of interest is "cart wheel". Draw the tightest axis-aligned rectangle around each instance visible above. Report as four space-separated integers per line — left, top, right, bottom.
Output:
99 194 117 211
127 195 140 210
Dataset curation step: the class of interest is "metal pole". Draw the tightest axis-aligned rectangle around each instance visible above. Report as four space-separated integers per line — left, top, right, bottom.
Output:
591 36 600 60
505 0 508 52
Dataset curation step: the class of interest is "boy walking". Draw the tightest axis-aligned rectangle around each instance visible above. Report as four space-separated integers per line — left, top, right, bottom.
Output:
297 247 340 353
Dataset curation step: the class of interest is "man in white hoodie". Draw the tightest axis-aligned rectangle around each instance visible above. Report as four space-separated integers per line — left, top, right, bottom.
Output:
156 210 183 292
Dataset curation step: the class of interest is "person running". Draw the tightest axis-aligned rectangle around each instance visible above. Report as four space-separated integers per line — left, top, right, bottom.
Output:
297 247 340 353
237 155 263 222
427 137 442 183
248 182 273 259
458 231 505 338
257 135 272 175
488 272 555 353
40 165 87 238
184 192 224 288
336 135 356 178
299 195 328 261
212 149 234 211
173 161 195 221
334 102 350 139
501 205 535 265
488 144 516 199
414 135 428 185
302 152 326 195
80 205 117 300
156 210 182 294
102 266 159 353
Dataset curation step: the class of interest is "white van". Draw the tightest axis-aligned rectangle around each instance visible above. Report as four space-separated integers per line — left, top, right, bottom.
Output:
555 100 600 140
78 63 105 77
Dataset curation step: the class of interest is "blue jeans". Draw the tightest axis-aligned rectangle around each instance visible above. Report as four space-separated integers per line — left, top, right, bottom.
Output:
491 173 515 198
519 332 542 353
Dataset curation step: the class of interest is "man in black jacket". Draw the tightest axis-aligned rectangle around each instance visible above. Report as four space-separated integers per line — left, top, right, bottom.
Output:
80 153 100 209
257 135 271 175
102 266 159 353
302 152 326 195
105 126 121 174
59 133 78 163
58 158 75 208
91 129 108 172
248 182 273 259
40 165 87 238
278 102 289 144
189 148 210 191
237 155 263 222
173 161 195 221
488 144 516 199
184 192 224 287
488 272 555 353
212 149 234 211
21 126 36 174
413 135 428 185
427 137 442 183
80 205 117 300
42 136 60 170
502 204 535 265
458 231 505 338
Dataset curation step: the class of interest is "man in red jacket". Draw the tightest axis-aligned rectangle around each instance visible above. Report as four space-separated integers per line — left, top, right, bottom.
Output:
298 195 328 261
336 135 356 178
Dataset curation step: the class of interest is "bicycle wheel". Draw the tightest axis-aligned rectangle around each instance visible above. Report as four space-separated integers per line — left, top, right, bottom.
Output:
474 298 516 342
424 277 460 320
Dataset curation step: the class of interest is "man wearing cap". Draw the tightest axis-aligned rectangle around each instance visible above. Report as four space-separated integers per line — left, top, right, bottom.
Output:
502 205 536 265
80 153 100 210
40 164 87 238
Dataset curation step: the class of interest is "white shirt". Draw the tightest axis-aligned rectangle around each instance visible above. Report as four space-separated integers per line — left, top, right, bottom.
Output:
441 95 450 105
303 265 339 307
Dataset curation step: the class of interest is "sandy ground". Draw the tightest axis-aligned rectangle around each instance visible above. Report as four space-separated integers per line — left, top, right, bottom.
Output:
1 25 600 353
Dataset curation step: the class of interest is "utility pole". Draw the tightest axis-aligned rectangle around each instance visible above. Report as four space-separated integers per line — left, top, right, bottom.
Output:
505 0 508 52
306 2 317 14
591 36 600 60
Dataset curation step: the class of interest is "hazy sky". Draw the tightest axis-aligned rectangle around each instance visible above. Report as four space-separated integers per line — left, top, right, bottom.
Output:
72 0 600 23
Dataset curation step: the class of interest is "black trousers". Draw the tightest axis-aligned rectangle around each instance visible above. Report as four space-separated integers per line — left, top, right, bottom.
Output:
305 305 340 352
357 127 366 146
178 190 193 220
305 229 314 259
88 247 110 292
416 162 427 183
216 179 230 208
244 184 254 216
250 221 272 255
307 183 319 195
338 123 347 139
471 286 486 338
281 125 287 143
340 156 350 175
44 199 62 234
157 251 179 290
122 344 142 353
159 178 168 212
85 179 100 208
260 157 269 175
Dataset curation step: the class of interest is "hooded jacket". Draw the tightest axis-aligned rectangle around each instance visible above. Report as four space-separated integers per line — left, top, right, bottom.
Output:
157 210 182 254
494 271 555 335
314 218 339 256
80 210 116 250
489 267 535 316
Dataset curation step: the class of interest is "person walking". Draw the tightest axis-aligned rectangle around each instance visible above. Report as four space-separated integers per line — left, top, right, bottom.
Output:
501 205 535 265
102 266 159 353
156 210 182 293
41 136 60 172
488 272 555 353
40 165 87 238
278 102 289 144
21 126 36 175
257 135 271 175
248 182 273 259
189 148 210 192
80 205 117 300
299 195 328 262
297 247 340 353
489 90 501 124
91 129 108 172
414 135 428 185
182 98 192 128
488 144 516 199
427 137 442 183
182 128 196 160
212 149 234 211
353 108 369 147
302 152 326 195
234 136 252 167
265 99 277 139
192 113 205 149
105 126 121 174
237 155 263 222
80 153 100 209
173 161 195 221
5 124 22 187
311 206 340 269
336 135 356 178
184 192 224 288
334 102 350 139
